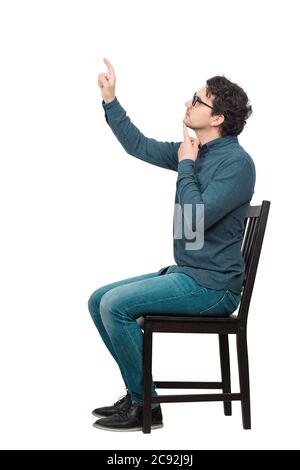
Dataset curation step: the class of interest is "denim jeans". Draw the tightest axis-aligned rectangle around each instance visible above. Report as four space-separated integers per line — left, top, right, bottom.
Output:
88 270 241 407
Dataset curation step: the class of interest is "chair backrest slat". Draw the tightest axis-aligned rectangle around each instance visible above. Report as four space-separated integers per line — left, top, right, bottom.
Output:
243 217 259 274
238 200 270 325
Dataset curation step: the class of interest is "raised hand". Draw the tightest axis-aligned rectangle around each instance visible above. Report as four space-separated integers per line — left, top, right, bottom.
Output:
97 58 116 104
178 122 200 162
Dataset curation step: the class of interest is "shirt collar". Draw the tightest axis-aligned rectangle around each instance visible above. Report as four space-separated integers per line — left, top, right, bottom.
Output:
200 135 238 153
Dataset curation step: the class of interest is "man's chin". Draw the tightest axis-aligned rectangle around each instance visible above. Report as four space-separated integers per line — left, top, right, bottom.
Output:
184 117 193 128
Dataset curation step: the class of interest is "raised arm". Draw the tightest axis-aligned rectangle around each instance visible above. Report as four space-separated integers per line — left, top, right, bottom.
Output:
98 58 180 171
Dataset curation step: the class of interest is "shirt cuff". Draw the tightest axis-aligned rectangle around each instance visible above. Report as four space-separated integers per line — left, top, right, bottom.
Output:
102 97 118 109
177 158 195 174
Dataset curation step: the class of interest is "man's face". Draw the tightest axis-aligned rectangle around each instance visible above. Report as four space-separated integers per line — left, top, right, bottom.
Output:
184 86 216 131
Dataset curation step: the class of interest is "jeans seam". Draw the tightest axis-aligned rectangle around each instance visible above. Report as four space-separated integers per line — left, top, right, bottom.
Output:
118 286 208 313
119 306 144 359
197 290 228 315
120 306 150 400
227 290 239 308
191 287 208 295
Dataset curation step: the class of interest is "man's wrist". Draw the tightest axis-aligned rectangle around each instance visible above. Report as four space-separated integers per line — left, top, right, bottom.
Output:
103 96 116 104
178 157 195 164
177 158 195 174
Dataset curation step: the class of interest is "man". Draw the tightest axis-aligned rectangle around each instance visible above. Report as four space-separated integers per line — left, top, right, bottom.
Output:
88 58 255 432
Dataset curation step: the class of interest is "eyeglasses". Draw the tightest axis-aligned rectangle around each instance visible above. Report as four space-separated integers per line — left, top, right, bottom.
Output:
192 92 216 111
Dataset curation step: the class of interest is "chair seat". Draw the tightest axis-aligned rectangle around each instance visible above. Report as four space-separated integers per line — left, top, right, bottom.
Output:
143 314 238 322
137 314 240 334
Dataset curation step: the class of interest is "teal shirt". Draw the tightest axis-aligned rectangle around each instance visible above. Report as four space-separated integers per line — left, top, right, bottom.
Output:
102 97 256 294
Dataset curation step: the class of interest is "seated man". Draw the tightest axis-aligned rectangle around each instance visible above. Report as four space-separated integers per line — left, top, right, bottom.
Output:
88 58 255 432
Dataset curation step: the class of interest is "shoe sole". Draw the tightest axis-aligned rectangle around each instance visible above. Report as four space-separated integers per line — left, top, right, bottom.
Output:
92 411 108 418
92 407 161 419
93 422 164 432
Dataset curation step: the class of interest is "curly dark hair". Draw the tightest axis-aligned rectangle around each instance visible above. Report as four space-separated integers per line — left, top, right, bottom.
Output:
206 75 253 136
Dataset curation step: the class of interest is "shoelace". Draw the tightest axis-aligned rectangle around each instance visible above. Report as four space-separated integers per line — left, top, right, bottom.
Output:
113 394 129 408
115 395 133 419
117 406 130 418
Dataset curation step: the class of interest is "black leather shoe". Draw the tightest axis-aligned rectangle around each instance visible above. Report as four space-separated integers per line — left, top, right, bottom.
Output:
93 402 163 432
92 392 132 418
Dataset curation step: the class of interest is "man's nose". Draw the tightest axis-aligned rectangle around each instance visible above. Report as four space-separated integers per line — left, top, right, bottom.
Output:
185 99 192 108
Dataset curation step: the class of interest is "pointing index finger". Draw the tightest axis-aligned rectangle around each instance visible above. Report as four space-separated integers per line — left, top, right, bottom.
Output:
183 121 190 141
103 58 115 74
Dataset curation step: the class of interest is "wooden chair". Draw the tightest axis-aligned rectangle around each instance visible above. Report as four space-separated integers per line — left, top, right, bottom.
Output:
140 200 271 433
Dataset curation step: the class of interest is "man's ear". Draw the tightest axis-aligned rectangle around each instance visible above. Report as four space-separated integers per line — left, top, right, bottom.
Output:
211 114 225 127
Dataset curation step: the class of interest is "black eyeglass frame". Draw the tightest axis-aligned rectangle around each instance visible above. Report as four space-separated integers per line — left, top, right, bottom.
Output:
192 92 217 111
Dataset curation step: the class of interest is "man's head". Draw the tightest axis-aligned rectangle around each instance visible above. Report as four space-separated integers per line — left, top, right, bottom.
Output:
184 76 252 142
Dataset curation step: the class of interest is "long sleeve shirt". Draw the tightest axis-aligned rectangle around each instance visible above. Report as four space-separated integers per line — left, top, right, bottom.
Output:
101 97 256 294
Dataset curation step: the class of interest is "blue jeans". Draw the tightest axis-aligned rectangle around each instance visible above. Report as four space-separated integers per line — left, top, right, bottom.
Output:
87 270 241 407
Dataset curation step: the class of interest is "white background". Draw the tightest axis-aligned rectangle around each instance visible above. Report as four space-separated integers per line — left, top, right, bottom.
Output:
0 0 298 450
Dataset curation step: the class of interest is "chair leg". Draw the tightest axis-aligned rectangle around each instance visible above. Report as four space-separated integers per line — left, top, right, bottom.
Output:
143 322 153 434
218 334 232 416
236 328 251 429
